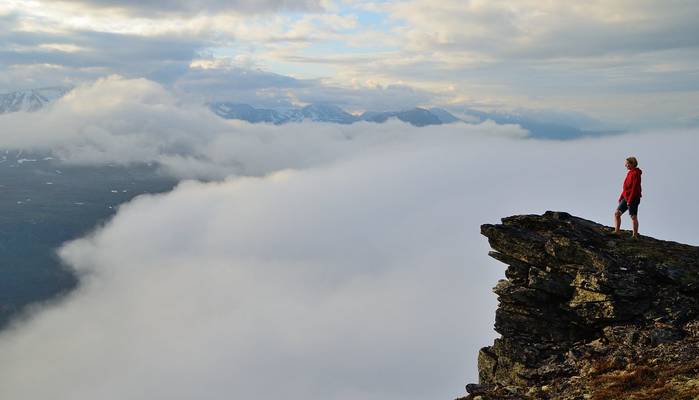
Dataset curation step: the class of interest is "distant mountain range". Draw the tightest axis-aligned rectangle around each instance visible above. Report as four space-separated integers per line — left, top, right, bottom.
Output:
0 87 71 114
0 86 620 139
210 102 453 127
209 102 620 138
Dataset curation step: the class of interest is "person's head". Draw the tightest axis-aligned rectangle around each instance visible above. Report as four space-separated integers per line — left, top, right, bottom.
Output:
625 156 638 169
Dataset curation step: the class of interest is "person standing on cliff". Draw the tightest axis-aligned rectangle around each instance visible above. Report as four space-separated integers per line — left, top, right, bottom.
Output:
614 156 642 239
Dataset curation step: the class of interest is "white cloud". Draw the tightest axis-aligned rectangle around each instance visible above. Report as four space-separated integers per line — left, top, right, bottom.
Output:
384 0 699 59
0 137 514 400
0 75 698 399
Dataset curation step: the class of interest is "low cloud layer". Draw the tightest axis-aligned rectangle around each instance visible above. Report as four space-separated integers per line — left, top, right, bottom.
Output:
0 76 698 399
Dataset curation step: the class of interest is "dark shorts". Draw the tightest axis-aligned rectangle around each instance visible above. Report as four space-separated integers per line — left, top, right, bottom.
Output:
617 198 640 216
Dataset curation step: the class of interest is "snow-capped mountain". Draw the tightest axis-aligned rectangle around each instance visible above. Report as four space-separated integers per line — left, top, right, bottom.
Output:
428 108 460 123
300 104 357 124
211 102 360 125
210 103 281 123
209 102 618 138
359 108 443 127
211 102 456 127
0 87 71 114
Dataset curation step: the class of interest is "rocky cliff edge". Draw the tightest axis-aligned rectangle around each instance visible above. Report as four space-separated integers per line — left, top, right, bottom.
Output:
460 211 699 400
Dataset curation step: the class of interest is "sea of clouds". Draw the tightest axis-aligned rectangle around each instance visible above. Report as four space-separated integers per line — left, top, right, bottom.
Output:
0 77 697 400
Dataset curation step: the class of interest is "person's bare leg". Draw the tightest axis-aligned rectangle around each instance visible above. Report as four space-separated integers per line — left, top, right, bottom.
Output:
614 210 622 234
631 215 639 238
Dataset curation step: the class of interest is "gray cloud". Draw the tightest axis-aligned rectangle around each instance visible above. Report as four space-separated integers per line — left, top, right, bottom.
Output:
54 0 325 15
0 28 201 72
172 64 436 110
390 1 699 60
172 65 311 106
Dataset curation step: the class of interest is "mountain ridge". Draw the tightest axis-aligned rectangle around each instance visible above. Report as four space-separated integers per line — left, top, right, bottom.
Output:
210 102 453 127
210 102 616 138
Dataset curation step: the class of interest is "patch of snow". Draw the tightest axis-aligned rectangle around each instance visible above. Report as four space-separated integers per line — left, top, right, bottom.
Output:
0 87 71 114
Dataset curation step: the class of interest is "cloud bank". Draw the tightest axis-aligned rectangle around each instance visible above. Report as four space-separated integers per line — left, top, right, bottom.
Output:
0 75 698 400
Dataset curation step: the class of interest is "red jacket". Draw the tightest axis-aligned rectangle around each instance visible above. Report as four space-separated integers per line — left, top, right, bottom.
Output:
619 167 642 204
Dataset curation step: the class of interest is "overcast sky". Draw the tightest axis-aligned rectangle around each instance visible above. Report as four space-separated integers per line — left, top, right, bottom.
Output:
1 1 698 127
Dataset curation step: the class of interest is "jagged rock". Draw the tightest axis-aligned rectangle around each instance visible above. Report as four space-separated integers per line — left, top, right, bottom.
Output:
460 211 699 400
465 383 493 395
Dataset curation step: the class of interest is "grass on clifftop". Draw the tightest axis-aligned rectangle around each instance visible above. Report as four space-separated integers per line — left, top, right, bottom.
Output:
590 358 699 400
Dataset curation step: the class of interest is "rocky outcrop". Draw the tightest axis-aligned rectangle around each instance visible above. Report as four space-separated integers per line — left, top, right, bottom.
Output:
460 211 699 400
